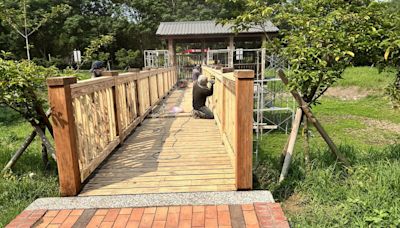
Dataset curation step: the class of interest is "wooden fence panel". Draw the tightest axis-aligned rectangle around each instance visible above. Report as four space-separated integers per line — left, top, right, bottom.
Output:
163 71 169 95
157 71 164 99
137 74 151 115
48 67 177 196
149 74 159 105
203 66 254 190
72 86 118 181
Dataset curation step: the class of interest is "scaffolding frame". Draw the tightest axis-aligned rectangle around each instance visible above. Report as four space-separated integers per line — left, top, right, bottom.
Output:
144 50 170 68
253 54 294 160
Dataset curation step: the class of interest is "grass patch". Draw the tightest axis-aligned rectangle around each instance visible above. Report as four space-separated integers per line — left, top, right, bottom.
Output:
336 66 396 90
255 66 400 227
0 107 59 227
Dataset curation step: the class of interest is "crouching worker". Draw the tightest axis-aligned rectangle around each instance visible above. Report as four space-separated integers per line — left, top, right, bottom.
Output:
192 75 215 119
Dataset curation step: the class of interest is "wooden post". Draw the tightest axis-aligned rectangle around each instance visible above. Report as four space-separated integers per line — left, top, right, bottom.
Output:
109 72 123 138
234 70 254 190
261 48 266 79
201 39 206 65
168 38 176 66
221 78 226 131
47 77 81 196
261 36 267 47
228 36 234 68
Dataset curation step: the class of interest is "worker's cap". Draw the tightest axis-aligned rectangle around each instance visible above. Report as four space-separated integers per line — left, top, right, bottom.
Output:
90 61 104 72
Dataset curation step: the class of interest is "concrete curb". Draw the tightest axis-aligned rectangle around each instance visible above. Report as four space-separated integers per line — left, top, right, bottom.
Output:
26 191 274 210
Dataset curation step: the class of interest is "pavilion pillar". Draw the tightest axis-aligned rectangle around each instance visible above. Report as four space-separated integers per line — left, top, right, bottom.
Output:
261 35 267 48
260 36 267 79
201 39 206 65
228 36 234 67
168 38 176 66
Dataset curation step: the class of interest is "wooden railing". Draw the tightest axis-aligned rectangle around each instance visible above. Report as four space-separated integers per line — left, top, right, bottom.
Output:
203 66 254 190
47 67 177 196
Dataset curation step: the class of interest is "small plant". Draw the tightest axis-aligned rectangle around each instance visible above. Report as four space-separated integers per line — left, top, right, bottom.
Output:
385 80 400 109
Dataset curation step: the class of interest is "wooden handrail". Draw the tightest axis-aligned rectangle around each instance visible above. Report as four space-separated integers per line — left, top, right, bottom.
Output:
47 67 177 196
203 66 254 190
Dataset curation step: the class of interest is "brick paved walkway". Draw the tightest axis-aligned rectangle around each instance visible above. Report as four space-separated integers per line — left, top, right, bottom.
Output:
6 203 289 228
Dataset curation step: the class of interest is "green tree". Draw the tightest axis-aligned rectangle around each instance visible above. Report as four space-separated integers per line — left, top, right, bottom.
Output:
0 0 71 60
381 2 400 108
115 48 141 69
210 0 398 168
0 59 59 168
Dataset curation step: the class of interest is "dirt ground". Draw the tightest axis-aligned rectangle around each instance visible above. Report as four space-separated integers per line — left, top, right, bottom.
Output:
282 193 307 215
324 86 372 100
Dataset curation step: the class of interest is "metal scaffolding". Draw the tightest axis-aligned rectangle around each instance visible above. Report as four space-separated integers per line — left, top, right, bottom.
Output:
144 50 170 68
253 54 294 159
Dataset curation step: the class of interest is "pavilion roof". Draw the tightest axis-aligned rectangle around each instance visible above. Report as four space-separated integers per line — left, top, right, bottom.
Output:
156 20 279 37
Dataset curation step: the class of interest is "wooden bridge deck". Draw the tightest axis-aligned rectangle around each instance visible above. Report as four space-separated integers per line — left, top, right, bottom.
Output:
80 85 236 196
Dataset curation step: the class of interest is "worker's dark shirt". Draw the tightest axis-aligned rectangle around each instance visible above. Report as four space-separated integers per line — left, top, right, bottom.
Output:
192 82 214 110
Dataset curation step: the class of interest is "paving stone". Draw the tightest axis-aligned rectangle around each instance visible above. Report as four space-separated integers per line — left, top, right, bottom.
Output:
7 202 289 228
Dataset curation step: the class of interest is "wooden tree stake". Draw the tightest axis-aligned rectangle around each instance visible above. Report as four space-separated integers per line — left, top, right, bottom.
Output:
1 109 53 172
279 108 303 182
277 70 350 166
2 131 37 172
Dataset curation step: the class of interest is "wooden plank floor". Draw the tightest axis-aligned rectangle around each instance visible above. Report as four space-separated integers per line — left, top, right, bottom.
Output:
80 85 236 196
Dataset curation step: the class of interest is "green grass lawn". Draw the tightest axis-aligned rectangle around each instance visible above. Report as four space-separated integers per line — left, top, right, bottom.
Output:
255 67 400 227
0 109 59 227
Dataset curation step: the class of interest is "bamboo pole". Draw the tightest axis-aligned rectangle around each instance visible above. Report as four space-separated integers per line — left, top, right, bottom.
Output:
279 108 303 182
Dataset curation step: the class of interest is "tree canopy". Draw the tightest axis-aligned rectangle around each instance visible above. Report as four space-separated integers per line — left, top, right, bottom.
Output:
211 0 399 105
0 0 242 68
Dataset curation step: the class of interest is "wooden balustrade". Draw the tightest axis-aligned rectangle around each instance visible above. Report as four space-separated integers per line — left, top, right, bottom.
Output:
203 66 254 190
47 67 177 196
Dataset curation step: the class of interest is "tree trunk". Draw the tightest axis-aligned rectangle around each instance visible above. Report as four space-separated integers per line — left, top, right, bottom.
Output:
40 125 50 170
32 123 57 162
2 131 37 172
25 36 30 61
303 114 310 169
35 104 53 138
23 0 31 61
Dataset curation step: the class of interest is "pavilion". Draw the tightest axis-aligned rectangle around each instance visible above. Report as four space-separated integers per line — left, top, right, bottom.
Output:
156 20 279 66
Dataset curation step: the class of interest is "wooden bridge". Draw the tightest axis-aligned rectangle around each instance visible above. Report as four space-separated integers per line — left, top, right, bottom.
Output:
47 66 254 196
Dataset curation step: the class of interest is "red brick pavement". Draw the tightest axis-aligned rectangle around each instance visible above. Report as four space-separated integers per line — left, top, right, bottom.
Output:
6 203 289 228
